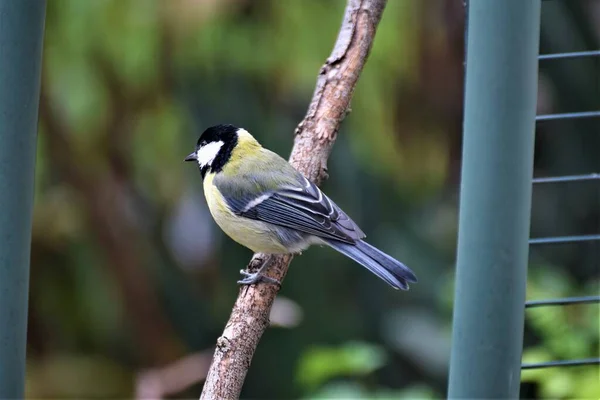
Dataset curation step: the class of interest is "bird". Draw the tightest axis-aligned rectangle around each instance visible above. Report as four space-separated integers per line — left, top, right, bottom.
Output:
184 124 417 290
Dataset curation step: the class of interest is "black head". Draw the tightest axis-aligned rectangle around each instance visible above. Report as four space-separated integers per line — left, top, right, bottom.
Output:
184 124 240 178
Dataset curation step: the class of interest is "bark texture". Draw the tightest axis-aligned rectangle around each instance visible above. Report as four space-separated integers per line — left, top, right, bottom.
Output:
200 1 388 398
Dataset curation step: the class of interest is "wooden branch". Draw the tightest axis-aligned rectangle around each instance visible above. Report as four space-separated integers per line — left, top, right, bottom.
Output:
200 0 388 398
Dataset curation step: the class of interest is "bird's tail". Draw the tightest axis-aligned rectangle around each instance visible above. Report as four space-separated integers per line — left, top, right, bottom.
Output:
324 239 417 290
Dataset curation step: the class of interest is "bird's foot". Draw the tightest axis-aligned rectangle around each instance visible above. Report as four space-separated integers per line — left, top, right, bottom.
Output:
237 269 281 286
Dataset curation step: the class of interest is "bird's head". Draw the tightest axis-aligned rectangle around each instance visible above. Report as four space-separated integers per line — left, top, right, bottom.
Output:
185 124 257 177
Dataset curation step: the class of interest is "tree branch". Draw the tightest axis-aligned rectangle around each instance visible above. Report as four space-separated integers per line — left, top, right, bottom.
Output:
200 0 388 398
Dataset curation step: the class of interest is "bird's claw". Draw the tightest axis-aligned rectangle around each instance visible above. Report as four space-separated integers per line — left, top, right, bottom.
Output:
237 269 281 286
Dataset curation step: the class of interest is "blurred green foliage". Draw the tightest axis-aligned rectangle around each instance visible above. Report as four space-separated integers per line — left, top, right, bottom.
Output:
296 341 387 391
522 266 600 399
22 0 599 398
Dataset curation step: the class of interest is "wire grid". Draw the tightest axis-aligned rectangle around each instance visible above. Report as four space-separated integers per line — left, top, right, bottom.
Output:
522 45 600 370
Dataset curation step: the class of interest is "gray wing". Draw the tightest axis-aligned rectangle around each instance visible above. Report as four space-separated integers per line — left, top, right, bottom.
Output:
217 173 365 244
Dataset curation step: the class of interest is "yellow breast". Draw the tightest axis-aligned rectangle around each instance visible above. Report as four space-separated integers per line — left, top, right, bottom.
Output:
203 173 289 254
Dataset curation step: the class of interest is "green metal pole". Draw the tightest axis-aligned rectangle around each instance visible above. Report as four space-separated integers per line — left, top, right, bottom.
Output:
0 0 46 397
448 1 540 398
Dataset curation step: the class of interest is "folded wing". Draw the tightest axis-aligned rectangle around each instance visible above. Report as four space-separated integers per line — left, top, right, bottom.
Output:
219 173 365 244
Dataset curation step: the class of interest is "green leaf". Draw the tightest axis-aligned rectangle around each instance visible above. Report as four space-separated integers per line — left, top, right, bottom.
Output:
296 341 387 391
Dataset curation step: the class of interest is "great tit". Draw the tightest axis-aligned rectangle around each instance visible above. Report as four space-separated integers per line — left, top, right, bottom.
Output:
184 124 417 290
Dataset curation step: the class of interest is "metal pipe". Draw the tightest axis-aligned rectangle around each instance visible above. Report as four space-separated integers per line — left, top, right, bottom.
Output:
0 0 47 397
448 1 541 398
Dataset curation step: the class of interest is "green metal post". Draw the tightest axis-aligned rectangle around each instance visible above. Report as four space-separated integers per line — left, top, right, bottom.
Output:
0 0 46 397
448 1 540 398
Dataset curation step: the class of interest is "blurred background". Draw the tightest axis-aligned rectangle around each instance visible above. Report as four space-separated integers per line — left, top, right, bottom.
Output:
27 0 598 398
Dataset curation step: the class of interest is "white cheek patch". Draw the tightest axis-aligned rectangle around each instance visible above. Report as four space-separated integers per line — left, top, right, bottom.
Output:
196 141 224 167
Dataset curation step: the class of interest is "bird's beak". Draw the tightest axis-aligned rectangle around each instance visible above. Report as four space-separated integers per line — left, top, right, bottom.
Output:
184 152 197 162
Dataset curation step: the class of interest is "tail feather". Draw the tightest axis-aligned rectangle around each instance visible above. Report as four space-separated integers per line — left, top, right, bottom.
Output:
324 239 417 290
